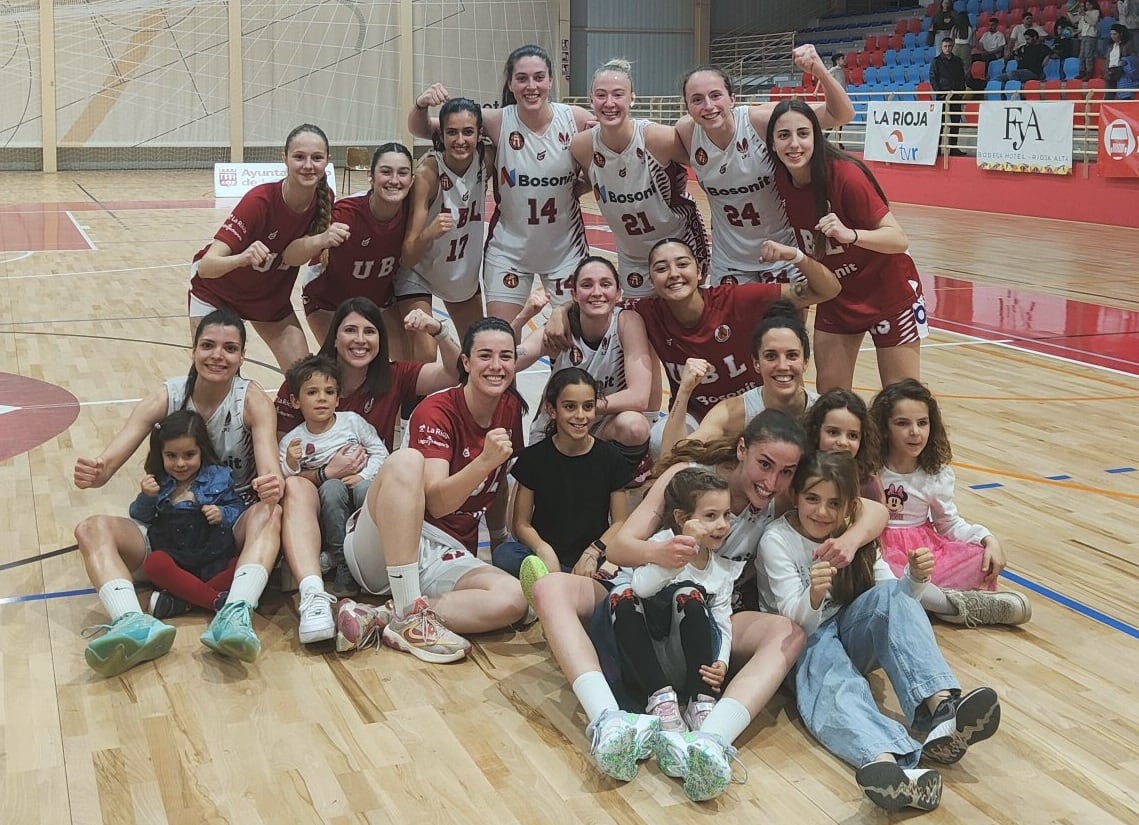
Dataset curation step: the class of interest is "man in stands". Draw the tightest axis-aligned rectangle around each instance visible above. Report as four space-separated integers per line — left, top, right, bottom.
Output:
930 38 968 157
976 18 1007 65
999 29 1053 83
1007 12 1036 57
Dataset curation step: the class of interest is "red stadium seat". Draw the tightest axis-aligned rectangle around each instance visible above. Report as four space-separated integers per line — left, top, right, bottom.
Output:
971 61 988 82
909 18 924 34
916 81 934 100
890 34 905 51
896 19 909 35
927 2 938 17
865 35 877 52
1022 79 1042 99
849 65 865 85
1042 79 1062 100
869 50 886 68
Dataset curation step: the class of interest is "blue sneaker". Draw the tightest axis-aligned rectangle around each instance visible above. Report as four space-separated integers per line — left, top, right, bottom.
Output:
200 600 260 662
84 612 176 677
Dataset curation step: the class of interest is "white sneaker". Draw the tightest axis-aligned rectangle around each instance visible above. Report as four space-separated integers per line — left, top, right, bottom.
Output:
922 687 1001 764
684 732 741 802
856 761 942 811
941 589 1032 626
652 730 692 778
586 709 661 782
298 590 336 644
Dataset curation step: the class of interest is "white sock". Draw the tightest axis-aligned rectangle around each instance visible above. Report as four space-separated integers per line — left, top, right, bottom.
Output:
700 697 751 746
387 563 422 615
298 575 324 600
99 579 142 621
572 671 620 725
225 564 269 608
922 585 955 615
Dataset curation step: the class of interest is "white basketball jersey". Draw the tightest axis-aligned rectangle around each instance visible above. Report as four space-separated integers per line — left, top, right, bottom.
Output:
589 120 706 297
411 152 487 302
529 309 628 440
741 387 820 422
485 103 588 274
165 375 254 493
690 106 798 278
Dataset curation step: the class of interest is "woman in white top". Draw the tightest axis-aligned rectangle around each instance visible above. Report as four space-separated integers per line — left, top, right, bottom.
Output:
569 58 709 297
409 44 593 327
674 45 854 285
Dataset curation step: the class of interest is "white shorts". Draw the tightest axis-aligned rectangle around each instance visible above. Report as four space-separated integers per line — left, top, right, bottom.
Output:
187 263 220 318
395 265 482 305
649 411 699 459
709 264 802 286
342 502 485 598
481 256 579 307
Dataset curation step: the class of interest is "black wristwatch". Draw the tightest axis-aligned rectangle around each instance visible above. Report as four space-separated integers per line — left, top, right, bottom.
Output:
590 539 606 563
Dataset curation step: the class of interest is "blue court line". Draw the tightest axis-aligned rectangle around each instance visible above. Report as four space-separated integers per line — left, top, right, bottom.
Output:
1046 474 1072 481
1106 467 1136 474
1000 570 1139 640
0 587 96 606
968 482 1004 490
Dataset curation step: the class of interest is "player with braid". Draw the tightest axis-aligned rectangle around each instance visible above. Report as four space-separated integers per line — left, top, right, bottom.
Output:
189 123 347 370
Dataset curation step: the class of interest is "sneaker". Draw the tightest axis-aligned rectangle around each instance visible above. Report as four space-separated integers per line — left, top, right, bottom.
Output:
298 590 336 644
586 708 661 782
922 687 1001 764
335 598 390 653
381 598 470 663
652 729 692 778
857 761 942 811
148 590 191 620
519 555 549 609
646 686 688 733
683 693 717 732
199 600 260 662
684 731 740 802
330 560 360 599
83 612 176 677
941 589 1032 627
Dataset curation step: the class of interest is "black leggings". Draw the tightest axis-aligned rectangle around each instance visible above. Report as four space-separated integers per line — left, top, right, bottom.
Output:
610 583 716 705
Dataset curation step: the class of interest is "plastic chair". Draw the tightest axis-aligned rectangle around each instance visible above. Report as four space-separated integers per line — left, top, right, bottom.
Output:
1022 78 1042 99
919 63 931 83
971 60 989 82
1044 58 1062 81
864 66 880 85
884 49 898 66
988 58 1006 79
904 66 920 84
984 79 1004 99
909 17 924 34
967 0 982 14
869 50 886 68
927 2 938 17
849 66 865 85
865 35 877 52
981 0 997 12
899 48 914 66
1062 57 1079 80
1004 79 1023 98
917 81 935 99
1043 78 1063 100
1098 17 1116 39
1005 58 1018 73
896 19 909 35
1041 6 1057 24
954 0 967 11
996 0 1011 10
904 31 919 50
342 146 371 194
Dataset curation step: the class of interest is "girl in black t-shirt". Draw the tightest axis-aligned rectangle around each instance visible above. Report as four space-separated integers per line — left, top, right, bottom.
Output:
493 368 633 604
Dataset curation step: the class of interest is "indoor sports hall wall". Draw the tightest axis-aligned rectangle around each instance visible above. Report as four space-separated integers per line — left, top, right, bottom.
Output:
0 0 560 170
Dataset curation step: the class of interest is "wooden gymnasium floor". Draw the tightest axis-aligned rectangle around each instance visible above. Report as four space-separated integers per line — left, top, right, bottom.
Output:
1 170 1137 825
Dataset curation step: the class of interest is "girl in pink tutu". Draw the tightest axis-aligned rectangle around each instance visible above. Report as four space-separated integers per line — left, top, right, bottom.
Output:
869 379 1003 592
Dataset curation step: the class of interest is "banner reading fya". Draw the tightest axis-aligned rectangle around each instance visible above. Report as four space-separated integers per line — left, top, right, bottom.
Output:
1097 104 1139 178
864 101 944 165
976 102 1074 175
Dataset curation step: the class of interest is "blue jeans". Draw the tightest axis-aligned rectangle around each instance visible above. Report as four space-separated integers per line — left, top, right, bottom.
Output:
491 540 574 576
794 582 959 769
319 478 370 558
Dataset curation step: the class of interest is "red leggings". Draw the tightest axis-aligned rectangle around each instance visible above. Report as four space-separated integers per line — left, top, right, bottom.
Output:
142 551 237 610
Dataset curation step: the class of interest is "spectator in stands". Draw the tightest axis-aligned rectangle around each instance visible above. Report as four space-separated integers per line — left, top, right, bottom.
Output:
975 18 1007 65
1052 15 1077 61
1073 0 1102 80
951 12 973 68
827 53 848 150
1007 12 1037 57
999 29 1053 83
1116 53 1139 98
928 0 957 47
1120 0 1139 33
1106 25 1136 96
930 38 967 157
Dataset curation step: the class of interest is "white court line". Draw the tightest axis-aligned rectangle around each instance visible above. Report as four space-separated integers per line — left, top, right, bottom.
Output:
859 337 1015 353
80 398 144 407
930 325 1139 380
1 262 184 281
0 252 34 264
66 211 98 251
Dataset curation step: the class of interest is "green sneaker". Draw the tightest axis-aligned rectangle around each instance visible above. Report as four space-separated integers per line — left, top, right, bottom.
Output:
519 555 550 609
84 612 176 677
199 600 260 662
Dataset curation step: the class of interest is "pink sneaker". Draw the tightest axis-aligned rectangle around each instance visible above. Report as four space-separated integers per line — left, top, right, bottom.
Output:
646 686 689 733
381 598 471 663
335 599 390 653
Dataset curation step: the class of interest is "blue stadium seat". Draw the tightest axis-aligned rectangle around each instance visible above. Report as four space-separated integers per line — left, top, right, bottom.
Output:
967 0 981 14
980 0 996 12
904 31 919 49
1044 59 1061 81
864 66 879 84
984 79 1004 99
884 49 898 66
1004 79 1022 98
1005 58 1018 73
919 63 931 83
1099 17 1116 38
1062 57 1079 80
899 48 914 66
988 59 1006 79
995 0 1010 11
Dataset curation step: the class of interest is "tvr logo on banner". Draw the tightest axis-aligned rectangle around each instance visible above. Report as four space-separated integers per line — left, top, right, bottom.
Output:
864 101 944 165
977 102 1074 175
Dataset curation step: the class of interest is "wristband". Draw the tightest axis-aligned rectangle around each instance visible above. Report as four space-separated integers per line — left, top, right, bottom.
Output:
432 320 455 342
317 466 327 485
791 247 805 265
851 229 859 246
